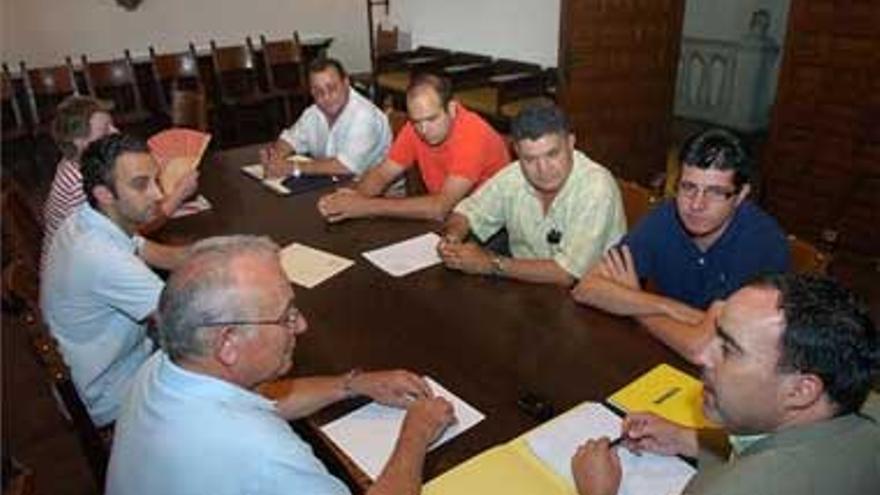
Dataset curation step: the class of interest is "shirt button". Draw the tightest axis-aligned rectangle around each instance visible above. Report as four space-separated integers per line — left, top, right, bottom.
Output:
697 258 705 266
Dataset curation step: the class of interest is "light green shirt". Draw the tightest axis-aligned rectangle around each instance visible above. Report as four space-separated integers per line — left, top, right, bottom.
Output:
454 150 626 277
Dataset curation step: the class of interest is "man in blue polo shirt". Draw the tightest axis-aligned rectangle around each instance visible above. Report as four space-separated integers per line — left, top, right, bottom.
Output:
41 134 168 426
571 128 789 362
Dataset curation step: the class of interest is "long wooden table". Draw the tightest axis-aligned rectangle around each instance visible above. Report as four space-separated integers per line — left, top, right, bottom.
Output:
162 144 690 489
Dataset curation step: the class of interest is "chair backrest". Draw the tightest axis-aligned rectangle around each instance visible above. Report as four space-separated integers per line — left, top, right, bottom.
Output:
376 24 399 59
20 58 79 127
788 234 832 274
210 39 262 102
1 176 43 311
1 63 29 137
618 179 659 230
22 306 111 487
149 44 203 111
259 33 306 93
81 51 145 115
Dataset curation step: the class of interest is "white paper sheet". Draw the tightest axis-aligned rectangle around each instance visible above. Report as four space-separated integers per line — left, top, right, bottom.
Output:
241 164 291 195
526 402 696 495
361 232 442 277
321 377 485 480
278 242 354 289
170 194 212 218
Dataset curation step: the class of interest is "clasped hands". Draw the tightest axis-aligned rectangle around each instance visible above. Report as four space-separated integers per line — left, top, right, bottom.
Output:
436 236 495 275
571 412 698 495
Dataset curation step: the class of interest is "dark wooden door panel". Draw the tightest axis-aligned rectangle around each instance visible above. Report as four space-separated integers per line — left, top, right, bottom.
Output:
559 0 684 183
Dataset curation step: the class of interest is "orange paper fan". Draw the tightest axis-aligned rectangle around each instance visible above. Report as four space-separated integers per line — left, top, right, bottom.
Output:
147 128 212 193
147 128 212 167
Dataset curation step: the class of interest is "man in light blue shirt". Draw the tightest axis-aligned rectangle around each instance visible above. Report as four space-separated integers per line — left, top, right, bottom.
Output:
261 58 391 177
106 235 455 495
41 134 167 426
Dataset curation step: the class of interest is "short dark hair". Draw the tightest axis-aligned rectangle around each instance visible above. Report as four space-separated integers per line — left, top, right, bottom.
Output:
679 128 752 189
407 73 453 107
752 273 879 415
80 133 149 208
510 103 569 142
308 57 347 80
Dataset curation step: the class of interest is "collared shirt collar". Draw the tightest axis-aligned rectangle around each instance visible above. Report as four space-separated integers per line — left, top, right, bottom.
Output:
80 204 137 254
157 352 277 412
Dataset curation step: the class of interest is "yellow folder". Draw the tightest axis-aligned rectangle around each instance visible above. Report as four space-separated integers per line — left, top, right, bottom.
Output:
607 363 714 429
423 438 573 495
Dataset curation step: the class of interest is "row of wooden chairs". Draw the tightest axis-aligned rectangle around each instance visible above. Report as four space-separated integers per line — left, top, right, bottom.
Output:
2 32 310 143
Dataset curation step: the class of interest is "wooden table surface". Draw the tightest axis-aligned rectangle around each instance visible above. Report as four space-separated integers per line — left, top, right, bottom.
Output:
162 144 691 489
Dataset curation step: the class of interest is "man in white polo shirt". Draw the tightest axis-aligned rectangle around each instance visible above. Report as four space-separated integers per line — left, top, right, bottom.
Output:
261 58 391 177
41 133 168 426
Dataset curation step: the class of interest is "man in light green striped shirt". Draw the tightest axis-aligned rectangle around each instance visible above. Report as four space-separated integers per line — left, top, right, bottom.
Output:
438 104 625 286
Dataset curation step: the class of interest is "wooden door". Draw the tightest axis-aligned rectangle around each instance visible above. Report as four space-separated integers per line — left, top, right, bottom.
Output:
558 0 684 183
762 0 880 256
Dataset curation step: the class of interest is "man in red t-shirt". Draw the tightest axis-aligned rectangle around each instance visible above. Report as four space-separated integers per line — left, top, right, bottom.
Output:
317 73 510 222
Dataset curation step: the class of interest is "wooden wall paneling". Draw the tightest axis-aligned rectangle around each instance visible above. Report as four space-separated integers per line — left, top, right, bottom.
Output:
762 0 880 256
558 0 684 184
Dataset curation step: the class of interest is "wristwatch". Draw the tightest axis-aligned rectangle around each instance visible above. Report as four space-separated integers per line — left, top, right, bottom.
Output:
490 254 506 277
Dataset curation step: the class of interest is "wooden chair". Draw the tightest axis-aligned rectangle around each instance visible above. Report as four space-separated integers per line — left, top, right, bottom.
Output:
1 63 30 142
149 44 209 130
19 58 79 134
453 59 551 126
788 234 832 274
1 176 43 312
21 306 112 487
210 39 285 142
259 33 309 125
617 179 659 230
351 24 400 99
1 457 35 495
81 51 152 129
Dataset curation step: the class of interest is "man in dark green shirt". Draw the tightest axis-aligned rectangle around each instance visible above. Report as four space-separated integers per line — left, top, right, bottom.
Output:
573 273 880 495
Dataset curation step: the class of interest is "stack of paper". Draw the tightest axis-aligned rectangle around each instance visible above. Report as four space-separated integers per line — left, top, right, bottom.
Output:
362 232 442 277
279 242 354 289
321 377 485 480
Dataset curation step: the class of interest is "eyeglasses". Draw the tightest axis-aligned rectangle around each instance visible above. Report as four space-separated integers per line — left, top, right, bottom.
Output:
200 299 302 329
677 180 738 202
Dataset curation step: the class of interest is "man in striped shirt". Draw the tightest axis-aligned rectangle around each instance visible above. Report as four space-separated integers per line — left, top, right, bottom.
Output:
41 96 198 272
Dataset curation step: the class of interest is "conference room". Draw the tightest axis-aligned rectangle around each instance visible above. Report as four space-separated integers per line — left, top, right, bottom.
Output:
3 1 878 494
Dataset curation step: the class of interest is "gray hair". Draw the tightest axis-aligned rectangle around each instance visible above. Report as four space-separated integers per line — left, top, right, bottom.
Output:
157 235 280 361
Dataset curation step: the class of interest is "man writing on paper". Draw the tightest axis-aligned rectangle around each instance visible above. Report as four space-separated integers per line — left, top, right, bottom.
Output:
42 95 197 271
317 73 509 222
571 129 789 362
106 235 456 495
437 104 625 286
261 58 391 177
571 273 880 495
42 134 179 426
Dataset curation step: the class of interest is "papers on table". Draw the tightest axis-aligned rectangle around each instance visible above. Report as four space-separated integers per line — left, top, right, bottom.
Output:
525 402 696 495
240 156 313 195
279 242 354 289
362 232 442 277
170 194 212 219
321 377 485 480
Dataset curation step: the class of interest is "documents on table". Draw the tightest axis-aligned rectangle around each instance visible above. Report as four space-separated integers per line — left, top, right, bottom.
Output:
321 377 485 480
425 401 695 495
608 363 713 428
278 242 354 289
526 402 696 495
361 232 442 277
170 194 212 219
240 155 313 196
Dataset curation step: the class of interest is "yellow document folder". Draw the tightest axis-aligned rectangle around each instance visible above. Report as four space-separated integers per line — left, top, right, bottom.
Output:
607 363 713 429
423 438 572 495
